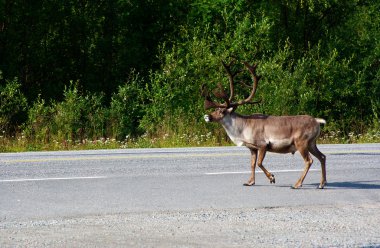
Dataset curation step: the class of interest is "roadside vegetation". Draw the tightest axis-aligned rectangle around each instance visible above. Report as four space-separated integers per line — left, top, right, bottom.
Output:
1 1 379 152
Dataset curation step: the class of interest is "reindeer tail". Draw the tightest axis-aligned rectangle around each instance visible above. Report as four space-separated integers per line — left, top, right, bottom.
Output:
315 118 326 125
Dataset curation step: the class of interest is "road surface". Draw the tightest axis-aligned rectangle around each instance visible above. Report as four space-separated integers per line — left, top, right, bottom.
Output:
1 144 379 247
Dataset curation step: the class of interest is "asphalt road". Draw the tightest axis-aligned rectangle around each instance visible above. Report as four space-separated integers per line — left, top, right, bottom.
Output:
1 144 380 247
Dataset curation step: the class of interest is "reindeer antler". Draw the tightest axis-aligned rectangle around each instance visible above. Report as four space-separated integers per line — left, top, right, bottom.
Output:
221 60 242 103
201 83 228 110
228 61 261 107
202 60 261 110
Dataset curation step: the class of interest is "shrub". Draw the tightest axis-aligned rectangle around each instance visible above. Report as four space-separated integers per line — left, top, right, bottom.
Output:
23 96 54 143
0 76 27 135
24 82 107 145
54 82 106 142
109 72 145 140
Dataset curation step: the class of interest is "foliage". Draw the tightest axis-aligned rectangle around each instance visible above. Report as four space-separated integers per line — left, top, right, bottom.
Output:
0 0 189 100
0 76 27 134
24 82 107 145
23 96 54 144
109 72 145 140
0 0 379 151
141 0 379 139
54 82 107 141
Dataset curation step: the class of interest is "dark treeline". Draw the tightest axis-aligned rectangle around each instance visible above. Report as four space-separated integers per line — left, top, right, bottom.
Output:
0 0 379 147
0 0 188 100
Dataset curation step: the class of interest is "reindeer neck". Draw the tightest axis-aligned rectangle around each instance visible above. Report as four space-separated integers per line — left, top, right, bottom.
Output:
220 113 246 146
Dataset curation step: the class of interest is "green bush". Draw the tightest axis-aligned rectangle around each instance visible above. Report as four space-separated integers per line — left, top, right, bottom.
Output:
23 96 54 144
54 82 106 142
24 82 107 145
109 72 145 140
0 76 27 135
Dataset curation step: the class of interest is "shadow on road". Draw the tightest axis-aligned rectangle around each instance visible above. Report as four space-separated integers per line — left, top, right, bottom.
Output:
330 153 380 156
315 180 380 189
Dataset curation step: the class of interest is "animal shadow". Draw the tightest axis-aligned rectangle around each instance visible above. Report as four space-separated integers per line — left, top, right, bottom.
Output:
312 180 380 190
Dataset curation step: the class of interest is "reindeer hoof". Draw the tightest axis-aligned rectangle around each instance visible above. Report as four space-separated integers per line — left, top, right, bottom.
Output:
270 174 275 184
243 182 255 186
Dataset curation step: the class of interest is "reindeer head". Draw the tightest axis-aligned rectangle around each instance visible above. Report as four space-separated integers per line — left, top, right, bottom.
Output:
202 60 261 123
204 107 235 123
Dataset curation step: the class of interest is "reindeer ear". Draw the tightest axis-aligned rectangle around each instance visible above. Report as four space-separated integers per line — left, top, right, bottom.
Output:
226 107 235 114
228 106 238 113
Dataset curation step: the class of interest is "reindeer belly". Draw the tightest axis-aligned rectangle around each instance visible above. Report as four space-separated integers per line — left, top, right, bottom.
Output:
266 138 297 154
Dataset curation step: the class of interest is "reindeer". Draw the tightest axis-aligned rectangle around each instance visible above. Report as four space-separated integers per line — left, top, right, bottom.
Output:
202 60 327 189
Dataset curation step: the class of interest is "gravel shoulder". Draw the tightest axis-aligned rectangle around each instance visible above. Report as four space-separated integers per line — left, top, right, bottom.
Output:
1 203 379 248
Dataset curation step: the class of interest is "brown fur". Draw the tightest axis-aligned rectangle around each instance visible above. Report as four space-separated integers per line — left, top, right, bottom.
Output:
203 60 326 189
205 110 327 189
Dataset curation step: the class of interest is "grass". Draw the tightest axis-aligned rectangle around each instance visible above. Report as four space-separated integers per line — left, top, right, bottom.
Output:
0 130 228 152
1 129 380 153
318 130 380 144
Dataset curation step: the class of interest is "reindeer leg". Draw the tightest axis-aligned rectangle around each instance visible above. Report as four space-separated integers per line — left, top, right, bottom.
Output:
244 149 257 186
309 143 327 189
257 147 275 184
292 148 313 189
